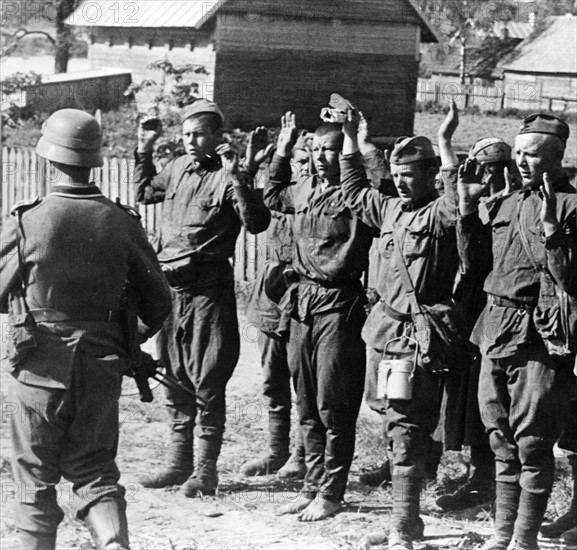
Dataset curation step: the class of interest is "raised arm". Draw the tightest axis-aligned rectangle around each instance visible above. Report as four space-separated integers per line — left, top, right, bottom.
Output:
438 99 459 167
133 115 169 204
263 111 299 214
541 174 577 296
217 142 271 235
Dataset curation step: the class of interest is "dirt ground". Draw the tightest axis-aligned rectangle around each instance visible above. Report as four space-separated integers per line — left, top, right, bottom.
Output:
0 313 572 550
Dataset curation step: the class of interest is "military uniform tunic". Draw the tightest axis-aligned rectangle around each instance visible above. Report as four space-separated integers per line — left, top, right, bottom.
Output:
0 183 171 537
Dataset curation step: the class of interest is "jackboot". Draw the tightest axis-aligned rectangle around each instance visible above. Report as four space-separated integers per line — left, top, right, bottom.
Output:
181 438 220 497
83 496 130 550
388 475 422 550
481 481 521 550
511 490 549 550
561 525 577 545
436 444 495 511
138 423 193 488
540 457 577 539
17 530 57 550
241 411 291 476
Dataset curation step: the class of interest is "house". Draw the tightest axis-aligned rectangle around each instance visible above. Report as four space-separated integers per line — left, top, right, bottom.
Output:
66 0 437 134
500 15 577 111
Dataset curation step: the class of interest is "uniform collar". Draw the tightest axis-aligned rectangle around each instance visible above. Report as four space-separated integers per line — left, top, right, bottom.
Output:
183 155 222 175
50 183 104 198
401 190 438 211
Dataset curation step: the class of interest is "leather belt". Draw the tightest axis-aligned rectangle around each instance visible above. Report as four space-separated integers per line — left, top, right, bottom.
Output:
488 294 534 310
380 300 412 323
29 308 122 323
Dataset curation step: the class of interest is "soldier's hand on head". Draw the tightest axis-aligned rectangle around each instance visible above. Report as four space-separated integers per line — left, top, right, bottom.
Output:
245 126 274 176
343 109 360 140
137 116 163 153
216 142 239 174
276 111 299 158
540 172 560 236
457 158 488 204
438 99 459 140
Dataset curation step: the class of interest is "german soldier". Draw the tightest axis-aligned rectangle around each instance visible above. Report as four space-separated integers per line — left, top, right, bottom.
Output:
0 109 172 550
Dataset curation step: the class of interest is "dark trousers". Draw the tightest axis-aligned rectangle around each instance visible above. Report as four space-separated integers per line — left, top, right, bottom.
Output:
9 353 125 537
288 306 366 501
260 331 291 418
478 344 575 493
158 283 240 452
383 356 444 480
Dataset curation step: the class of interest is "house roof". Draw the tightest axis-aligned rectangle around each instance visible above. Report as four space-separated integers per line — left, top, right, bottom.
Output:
502 15 577 75
492 21 533 40
66 0 438 41
65 0 227 29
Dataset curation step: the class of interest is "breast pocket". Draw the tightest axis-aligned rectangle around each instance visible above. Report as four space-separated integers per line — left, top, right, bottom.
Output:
402 227 431 260
315 203 351 239
186 197 220 228
378 230 394 261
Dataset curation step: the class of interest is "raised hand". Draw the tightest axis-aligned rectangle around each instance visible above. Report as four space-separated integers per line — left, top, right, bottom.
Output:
216 142 239 174
540 172 560 236
457 158 488 207
438 99 459 141
245 126 274 176
137 116 163 153
276 111 299 158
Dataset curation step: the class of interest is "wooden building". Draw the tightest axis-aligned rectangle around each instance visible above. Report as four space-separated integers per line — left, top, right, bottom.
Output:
66 0 437 134
500 15 577 111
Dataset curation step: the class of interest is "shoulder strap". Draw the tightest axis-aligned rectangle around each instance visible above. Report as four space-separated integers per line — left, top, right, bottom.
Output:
392 229 423 315
14 213 31 314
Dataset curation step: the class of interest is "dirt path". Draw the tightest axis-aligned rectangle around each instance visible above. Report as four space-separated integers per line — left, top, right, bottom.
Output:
0 314 569 550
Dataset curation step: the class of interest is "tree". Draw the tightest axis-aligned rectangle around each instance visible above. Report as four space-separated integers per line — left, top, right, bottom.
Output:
415 0 516 83
53 0 79 73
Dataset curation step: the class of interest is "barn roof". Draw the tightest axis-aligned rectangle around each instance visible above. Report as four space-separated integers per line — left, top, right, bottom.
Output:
66 0 438 41
501 15 577 75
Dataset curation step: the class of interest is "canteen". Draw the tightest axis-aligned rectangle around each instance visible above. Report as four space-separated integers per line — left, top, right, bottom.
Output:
377 337 418 401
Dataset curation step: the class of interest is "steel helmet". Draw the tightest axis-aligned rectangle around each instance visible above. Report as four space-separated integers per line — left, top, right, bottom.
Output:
36 109 103 167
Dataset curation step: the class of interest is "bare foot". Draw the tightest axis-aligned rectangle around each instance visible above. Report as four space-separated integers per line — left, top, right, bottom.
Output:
276 496 313 515
298 498 342 522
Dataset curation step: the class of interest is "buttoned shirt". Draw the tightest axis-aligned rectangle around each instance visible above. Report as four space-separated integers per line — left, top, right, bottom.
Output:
469 176 576 357
340 153 459 349
264 154 375 319
134 151 270 285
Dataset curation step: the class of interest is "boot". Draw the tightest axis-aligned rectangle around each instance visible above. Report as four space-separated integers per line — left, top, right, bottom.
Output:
241 410 291 476
424 439 443 483
540 458 576 539
17 530 57 550
138 424 193 488
359 460 392 487
436 443 495 511
511 489 549 550
181 438 220 497
390 475 422 545
277 451 306 480
83 497 130 550
482 481 521 550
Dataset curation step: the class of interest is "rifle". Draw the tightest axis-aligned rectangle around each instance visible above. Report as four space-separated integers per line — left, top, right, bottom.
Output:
121 285 205 407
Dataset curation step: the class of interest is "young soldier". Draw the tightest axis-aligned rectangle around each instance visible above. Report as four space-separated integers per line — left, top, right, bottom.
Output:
0 109 171 550
457 114 576 550
133 100 270 497
435 102 514 511
340 111 465 550
241 132 307 479
264 111 375 521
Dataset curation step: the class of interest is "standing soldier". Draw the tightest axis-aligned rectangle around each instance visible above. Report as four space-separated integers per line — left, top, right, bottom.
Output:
458 114 576 550
0 109 172 550
241 131 308 479
133 100 270 496
340 111 467 550
264 111 375 521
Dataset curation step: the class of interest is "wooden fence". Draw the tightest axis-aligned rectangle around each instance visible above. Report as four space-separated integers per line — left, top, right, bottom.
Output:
1 147 266 283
